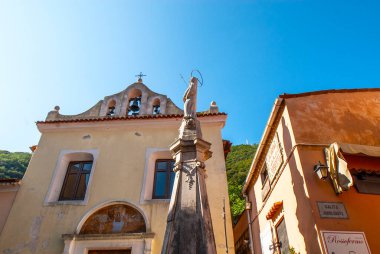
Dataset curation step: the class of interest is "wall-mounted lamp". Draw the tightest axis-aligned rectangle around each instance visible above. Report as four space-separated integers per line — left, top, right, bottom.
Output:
314 161 329 180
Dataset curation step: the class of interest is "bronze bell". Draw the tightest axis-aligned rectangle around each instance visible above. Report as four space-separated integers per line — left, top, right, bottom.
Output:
107 106 115 116
129 97 140 113
153 105 160 114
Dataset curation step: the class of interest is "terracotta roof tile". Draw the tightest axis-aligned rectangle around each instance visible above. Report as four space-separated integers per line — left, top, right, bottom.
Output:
0 178 21 185
37 112 227 124
266 201 283 220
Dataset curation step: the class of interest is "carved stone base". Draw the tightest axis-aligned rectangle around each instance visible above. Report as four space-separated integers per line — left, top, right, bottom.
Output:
178 117 202 140
161 136 216 254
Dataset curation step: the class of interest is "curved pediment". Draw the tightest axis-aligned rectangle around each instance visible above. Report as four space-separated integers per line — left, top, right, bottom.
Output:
46 80 183 121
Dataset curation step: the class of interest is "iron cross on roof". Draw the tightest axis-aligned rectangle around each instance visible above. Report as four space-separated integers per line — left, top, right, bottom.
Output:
135 72 146 82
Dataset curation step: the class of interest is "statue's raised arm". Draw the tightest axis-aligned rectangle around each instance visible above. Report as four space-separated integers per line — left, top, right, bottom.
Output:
183 77 198 119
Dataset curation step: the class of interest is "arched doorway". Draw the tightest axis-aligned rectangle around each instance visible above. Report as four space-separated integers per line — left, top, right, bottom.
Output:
63 203 153 254
88 250 131 254
80 204 146 234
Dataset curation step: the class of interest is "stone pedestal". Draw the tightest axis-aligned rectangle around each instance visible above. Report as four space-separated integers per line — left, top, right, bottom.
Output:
161 117 217 254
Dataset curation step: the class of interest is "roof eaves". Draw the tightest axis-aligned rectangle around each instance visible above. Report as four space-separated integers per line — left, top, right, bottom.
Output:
0 178 21 185
37 112 227 124
242 98 285 193
279 88 380 99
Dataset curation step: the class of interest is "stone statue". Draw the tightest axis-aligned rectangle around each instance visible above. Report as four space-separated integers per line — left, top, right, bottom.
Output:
179 77 202 139
183 77 198 119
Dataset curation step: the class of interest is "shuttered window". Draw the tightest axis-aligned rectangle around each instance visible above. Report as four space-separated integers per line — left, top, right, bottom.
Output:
59 161 93 200
275 218 289 254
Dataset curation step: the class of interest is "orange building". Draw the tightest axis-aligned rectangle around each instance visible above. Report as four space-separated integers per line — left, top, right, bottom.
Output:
237 89 380 254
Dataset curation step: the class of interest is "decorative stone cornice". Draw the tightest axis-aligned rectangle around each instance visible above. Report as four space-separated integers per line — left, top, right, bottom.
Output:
62 232 155 241
37 114 227 133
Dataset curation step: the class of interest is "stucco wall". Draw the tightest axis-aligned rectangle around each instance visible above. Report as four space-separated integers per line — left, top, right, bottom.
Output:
233 211 248 243
285 91 380 146
0 119 234 254
249 108 321 253
285 91 380 253
296 148 380 253
0 187 19 234
244 90 380 254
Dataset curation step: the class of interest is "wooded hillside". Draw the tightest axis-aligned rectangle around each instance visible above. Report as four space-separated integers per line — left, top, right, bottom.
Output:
226 144 257 222
0 150 31 179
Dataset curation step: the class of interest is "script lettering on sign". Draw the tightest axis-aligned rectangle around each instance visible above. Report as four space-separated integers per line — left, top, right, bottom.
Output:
321 231 371 254
265 133 283 181
317 202 348 219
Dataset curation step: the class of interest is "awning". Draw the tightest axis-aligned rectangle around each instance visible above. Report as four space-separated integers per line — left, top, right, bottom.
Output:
351 168 380 175
339 143 380 157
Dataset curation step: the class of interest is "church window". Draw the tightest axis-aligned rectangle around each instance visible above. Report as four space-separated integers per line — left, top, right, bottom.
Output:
59 161 93 200
153 159 175 199
107 100 116 116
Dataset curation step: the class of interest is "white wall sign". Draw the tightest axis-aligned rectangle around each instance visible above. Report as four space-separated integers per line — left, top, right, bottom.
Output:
260 223 274 254
317 202 348 219
321 231 371 254
265 133 283 181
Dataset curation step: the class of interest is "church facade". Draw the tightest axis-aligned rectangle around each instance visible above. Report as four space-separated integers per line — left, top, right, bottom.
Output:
0 78 234 254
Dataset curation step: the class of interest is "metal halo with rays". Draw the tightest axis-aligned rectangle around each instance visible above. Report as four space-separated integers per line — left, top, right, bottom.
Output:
191 69 204 87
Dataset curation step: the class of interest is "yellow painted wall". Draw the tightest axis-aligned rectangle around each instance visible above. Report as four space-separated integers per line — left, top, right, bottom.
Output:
0 119 234 254
0 186 19 234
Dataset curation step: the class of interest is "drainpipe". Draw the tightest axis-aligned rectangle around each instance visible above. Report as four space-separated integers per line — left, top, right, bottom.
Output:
243 193 255 254
223 197 229 254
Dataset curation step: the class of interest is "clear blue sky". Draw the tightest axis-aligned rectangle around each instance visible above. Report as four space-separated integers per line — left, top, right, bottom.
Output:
1 0 380 152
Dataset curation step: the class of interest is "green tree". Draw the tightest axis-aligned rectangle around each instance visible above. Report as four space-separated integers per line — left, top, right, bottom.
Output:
225 144 257 223
0 150 31 179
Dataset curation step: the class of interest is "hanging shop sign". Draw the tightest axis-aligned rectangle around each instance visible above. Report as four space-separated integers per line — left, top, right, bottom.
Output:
317 202 348 219
321 231 371 254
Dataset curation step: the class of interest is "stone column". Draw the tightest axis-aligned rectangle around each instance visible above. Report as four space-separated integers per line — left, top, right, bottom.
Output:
161 78 217 254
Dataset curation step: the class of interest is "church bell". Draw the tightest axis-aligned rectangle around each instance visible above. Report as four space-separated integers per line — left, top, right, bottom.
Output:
129 97 141 114
153 104 160 114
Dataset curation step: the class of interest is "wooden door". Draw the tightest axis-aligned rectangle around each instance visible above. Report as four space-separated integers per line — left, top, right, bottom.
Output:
88 250 131 254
